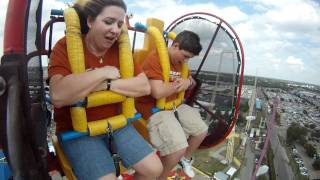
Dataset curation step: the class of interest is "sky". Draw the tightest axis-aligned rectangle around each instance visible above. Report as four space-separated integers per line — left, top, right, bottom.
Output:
0 0 320 85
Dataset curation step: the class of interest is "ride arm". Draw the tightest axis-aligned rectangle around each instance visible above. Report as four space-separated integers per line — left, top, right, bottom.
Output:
110 72 151 97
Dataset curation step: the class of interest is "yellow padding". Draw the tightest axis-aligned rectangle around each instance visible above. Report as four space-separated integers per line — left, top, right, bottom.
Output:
87 91 126 108
64 8 85 74
163 52 189 110
70 107 87 132
118 25 135 118
122 98 135 118
167 32 176 40
118 26 134 78
64 7 136 133
88 115 127 136
52 136 77 180
144 18 165 51
145 26 170 110
164 99 182 110
143 27 189 110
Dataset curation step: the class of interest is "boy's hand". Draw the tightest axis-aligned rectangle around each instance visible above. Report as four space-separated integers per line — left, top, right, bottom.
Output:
174 78 191 92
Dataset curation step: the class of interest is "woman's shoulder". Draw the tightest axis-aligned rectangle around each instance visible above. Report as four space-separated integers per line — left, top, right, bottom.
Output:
54 36 67 48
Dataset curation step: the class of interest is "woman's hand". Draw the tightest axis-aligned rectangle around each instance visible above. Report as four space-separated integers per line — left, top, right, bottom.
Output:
99 66 120 80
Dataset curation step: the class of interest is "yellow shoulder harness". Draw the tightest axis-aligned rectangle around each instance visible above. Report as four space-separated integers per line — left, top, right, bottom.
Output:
64 7 136 136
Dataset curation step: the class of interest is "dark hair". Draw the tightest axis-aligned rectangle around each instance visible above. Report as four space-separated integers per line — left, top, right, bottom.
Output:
173 30 202 55
73 0 127 34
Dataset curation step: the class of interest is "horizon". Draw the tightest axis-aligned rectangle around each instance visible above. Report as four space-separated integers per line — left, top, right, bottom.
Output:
0 0 319 85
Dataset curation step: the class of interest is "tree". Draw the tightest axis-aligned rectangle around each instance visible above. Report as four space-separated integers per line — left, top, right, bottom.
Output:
310 123 316 129
240 102 249 112
313 159 320 170
305 143 317 158
311 131 320 138
287 123 308 144
236 113 245 126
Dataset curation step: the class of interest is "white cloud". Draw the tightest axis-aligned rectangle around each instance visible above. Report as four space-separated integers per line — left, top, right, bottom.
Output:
286 56 303 66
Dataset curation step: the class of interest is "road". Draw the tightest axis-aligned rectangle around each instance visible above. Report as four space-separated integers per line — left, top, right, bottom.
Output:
260 88 294 180
269 122 295 180
239 140 255 180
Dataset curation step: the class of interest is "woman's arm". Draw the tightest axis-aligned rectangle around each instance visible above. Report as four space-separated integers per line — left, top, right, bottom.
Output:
50 66 119 108
109 73 151 97
149 77 193 99
148 79 180 99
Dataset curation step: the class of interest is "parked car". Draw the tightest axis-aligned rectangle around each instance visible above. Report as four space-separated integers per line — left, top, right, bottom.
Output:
300 170 308 176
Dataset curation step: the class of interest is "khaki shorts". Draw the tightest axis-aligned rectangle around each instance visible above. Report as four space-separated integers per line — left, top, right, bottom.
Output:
147 104 208 156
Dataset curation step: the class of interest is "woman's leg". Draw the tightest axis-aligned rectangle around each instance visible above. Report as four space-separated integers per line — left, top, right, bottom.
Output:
115 125 162 179
60 135 116 180
132 152 163 180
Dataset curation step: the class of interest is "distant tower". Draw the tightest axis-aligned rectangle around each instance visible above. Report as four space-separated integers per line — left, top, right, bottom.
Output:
226 127 239 163
245 76 257 132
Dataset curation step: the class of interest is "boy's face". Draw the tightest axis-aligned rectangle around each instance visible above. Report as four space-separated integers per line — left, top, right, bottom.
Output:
171 43 195 64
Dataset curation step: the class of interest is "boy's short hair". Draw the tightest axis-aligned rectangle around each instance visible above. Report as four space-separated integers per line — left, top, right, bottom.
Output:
173 30 202 55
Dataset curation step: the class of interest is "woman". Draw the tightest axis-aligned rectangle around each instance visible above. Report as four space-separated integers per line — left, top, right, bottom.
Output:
48 0 162 179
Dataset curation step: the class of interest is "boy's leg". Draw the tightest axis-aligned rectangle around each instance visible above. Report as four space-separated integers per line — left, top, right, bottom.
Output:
177 104 208 152
185 131 207 159
114 125 162 179
177 104 208 177
158 148 186 180
147 111 189 179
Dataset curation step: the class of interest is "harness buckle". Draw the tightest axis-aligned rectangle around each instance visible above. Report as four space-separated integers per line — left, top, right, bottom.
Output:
173 102 180 121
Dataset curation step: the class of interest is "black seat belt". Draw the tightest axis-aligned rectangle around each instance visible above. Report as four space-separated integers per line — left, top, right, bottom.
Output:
173 102 181 122
107 123 121 177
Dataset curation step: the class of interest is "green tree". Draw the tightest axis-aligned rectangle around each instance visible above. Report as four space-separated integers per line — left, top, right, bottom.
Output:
240 102 249 112
313 159 320 170
236 113 245 126
310 123 316 129
287 123 308 144
304 143 317 158
311 131 320 138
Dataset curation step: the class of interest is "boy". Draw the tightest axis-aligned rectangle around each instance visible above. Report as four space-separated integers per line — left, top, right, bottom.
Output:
136 30 208 179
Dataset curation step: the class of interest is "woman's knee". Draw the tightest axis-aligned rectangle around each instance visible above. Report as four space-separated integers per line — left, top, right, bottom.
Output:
134 153 163 178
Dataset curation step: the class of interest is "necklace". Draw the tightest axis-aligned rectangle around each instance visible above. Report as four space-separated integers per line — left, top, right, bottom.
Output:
99 57 103 64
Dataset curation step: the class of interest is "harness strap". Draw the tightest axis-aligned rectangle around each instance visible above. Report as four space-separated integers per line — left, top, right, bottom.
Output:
107 123 121 177
173 102 181 123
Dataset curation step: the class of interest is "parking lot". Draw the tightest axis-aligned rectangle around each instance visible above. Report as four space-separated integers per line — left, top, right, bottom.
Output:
293 144 320 179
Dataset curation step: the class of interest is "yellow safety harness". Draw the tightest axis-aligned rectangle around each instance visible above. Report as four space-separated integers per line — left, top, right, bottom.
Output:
64 7 136 136
138 25 189 111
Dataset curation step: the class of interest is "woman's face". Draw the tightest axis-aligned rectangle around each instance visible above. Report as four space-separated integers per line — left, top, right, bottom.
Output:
87 5 125 50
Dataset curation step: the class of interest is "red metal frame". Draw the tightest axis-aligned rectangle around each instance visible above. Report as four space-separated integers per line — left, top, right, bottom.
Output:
3 0 28 55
